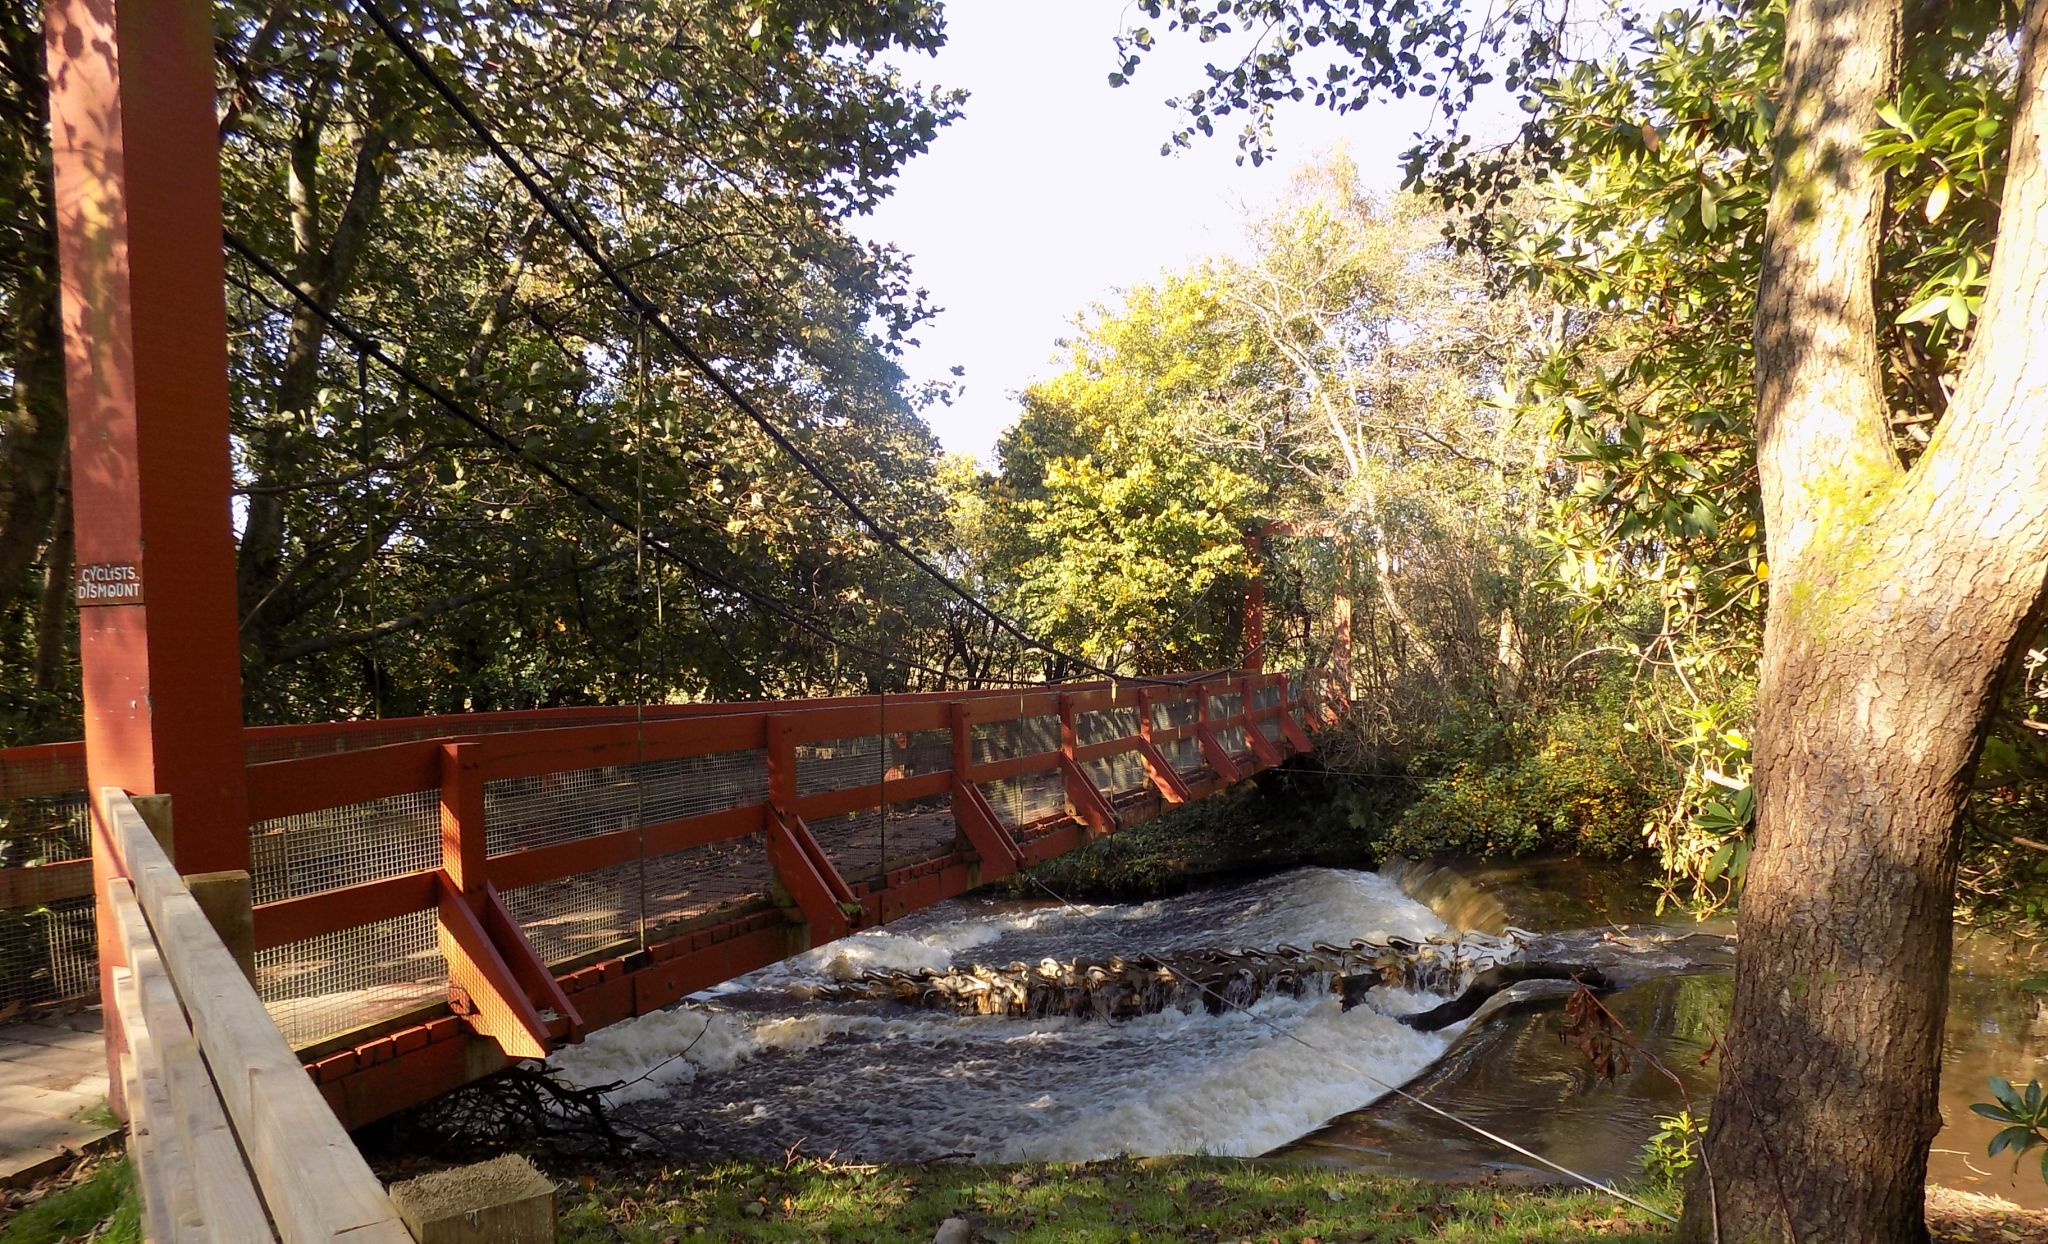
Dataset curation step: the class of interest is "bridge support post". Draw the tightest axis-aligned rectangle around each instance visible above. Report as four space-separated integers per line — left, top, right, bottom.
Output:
47 0 250 1112
436 743 577 1058
1133 689 1193 805
1193 682 1243 786
763 716 854 941
47 0 250 861
1055 694 1116 839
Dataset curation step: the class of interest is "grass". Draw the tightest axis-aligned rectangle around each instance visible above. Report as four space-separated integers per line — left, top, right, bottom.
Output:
553 1155 1675 1243
0 1155 140 1244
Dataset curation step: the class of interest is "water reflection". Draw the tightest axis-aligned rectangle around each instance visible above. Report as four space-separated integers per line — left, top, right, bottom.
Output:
1301 857 2048 1211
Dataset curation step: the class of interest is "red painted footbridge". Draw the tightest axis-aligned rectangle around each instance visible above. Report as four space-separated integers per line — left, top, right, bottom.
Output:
1 674 1333 1129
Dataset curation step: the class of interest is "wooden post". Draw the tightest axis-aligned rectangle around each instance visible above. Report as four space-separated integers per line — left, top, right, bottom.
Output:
439 743 486 894
435 743 576 1054
1055 693 1116 838
186 871 255 985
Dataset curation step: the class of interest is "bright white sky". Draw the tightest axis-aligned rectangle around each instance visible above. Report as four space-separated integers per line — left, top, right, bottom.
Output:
859 0 1501 464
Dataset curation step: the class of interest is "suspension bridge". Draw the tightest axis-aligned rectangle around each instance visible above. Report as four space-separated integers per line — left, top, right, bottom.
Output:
0 0 1351 1237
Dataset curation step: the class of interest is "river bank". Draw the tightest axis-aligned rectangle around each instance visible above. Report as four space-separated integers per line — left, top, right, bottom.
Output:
545 1154 1675 1243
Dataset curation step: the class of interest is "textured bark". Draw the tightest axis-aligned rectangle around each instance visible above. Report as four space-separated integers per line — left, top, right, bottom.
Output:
0 8 65 629
31 460 70 695
236 86 397 654
1683 0 2048 1240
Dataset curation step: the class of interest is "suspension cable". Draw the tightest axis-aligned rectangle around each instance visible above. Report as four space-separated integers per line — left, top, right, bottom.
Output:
347 0 1207 688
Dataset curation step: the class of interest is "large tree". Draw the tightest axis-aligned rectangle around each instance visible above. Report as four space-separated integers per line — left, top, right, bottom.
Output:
1693 2 2048 1237
0 0 980 739
1120 0 2048 1238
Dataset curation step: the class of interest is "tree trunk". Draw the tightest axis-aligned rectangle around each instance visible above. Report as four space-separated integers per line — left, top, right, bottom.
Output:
1684 0 2048 1239
30 452 71 700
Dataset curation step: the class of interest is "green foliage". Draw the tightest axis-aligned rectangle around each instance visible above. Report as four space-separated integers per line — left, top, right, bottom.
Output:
975 276 1275 674
0 1156 141 1244
3 0 986 737
1637 1110 1705 1187
1115 0 2044 918
1381 691 1674 861
1972 1078 2048 1185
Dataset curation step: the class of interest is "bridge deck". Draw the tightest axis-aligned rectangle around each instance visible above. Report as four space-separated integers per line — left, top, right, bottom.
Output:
0 671 1328 1129
0 1012 112 1186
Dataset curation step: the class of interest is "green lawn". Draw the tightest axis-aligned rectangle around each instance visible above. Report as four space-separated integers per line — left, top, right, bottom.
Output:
556 1155 1676 1243
0 1156 139 1244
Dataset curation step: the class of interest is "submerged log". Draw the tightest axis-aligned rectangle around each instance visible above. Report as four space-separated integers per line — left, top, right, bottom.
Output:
1396 963 1615 1032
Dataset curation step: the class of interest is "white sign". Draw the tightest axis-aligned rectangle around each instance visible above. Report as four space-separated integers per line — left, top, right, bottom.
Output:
76 562 144 605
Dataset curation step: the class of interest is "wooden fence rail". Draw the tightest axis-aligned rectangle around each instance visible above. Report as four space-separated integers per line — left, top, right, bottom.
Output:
99 789 412 1243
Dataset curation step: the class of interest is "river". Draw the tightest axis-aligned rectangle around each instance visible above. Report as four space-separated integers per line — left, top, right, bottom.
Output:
546 857 2048 1209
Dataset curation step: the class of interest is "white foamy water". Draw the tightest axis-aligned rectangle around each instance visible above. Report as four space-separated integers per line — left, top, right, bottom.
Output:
548 868 1464 1161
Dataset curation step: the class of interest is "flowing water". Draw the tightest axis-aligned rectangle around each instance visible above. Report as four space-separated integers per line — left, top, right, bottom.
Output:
1293 857 2048 1211
554 868 1464 1162
547 856 2048 1208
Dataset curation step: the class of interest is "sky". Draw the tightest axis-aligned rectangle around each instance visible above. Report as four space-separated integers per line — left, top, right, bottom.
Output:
857 1 1494 464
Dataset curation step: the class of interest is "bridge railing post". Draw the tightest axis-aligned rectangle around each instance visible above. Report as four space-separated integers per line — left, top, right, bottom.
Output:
761 715 853 942
1055 692 1115 839
434 741 568 1056
439 742 485 894
1193 678 1243 785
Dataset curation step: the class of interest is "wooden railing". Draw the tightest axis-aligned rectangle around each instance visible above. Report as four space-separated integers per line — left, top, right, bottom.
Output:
99 789 412 1243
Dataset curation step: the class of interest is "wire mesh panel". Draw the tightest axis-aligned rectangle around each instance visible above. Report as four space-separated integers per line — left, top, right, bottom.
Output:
1151 698 1198 731
642 832 772 936
1208 691 1244 720
1212 724 1254 761
971 715 1060 764
502 859 644 968
0 751 95 1012
0 792 89 867
1077 707 1140 747
795 731 951 798
1258 717 1288 745
1251 684 1282 711
637 750 769 823
257 908 446 1047
796 736 889 798
890 729 953 780
883 796 958 870
0 897 96 1015
1084 750 1147 796
249 790 439 905
1158 735 1206 780
484 766 641 855
807 807 887 882
978 770 1066 833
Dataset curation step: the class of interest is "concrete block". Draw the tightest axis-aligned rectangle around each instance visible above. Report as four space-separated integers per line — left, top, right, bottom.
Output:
389 1154 556 1244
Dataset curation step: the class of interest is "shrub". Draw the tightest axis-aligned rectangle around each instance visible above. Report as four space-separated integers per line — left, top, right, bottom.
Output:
1378 693 1673 861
